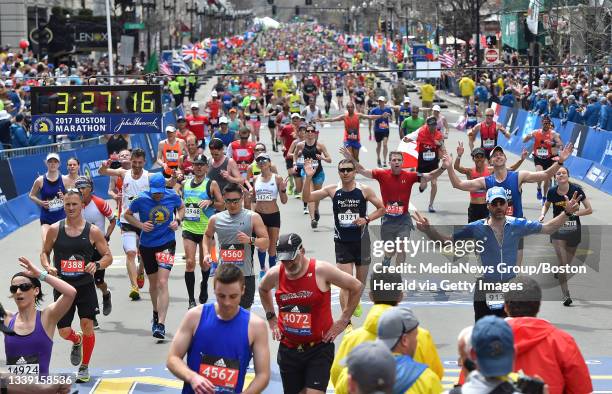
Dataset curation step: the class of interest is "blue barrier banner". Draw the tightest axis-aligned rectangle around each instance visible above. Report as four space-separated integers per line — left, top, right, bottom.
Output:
0 203 19 240
602 138 612 168
581 128 612 164
6 194 40 227
583 163 610 188
567 123 590 158
131 134 156 169
600 171 612 194
9 153 48 195
563 155 593 180
93 177 110 200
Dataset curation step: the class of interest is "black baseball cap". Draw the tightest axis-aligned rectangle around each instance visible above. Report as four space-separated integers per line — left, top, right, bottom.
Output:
276 233 303 261
471 147 486 157
192 154 208 165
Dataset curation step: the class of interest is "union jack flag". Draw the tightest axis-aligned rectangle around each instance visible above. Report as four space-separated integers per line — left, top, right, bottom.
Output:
182 44 198 61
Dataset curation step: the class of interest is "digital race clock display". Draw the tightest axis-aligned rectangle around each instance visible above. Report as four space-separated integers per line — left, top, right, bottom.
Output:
31 85 163 135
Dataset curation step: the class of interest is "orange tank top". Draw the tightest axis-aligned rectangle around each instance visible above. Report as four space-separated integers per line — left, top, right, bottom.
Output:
343 113 360 142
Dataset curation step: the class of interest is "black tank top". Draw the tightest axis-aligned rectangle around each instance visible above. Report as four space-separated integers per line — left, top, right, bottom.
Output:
53 220 95 286
208 157 229 194
333 185 367 242
302 141 322 176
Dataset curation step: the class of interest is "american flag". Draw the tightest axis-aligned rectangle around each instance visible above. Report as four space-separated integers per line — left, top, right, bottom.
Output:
439 52 455 68
160 62 173 75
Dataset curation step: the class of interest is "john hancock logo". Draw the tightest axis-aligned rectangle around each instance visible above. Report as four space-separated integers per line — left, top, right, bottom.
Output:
33 117 54 133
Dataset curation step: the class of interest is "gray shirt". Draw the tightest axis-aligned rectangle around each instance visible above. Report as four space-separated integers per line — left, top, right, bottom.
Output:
213 208 254 276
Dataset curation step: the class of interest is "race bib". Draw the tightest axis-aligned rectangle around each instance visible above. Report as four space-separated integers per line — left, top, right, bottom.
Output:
338 212 359 226
48 197 64 212
220 244 245 265
422 150 436 161
385 202 405 216
559 219 578 234
7 355 39 375
536 147 549 158
279 304 312 336
256 191 274 201
60 259 85 275
296 156 305 166
236 149 249 158
378 121 389 130
237 162 249 173
199 355 239 391
184 204 201 221
166 151 179 162
483 138 495 148
347 128 359 140
505 204 514 216
485 292 505 310
156 250 175 270
249 114 258 120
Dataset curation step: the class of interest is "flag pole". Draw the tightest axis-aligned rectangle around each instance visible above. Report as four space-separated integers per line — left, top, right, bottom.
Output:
105 0 115 84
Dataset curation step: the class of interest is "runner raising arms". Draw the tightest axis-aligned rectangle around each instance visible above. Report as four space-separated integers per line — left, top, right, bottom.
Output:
468 108 512 158
167 264 270 394
302 159 385 318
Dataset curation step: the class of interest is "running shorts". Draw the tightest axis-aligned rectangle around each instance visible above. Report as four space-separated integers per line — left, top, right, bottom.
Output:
140 240 177 275
54 284 99 328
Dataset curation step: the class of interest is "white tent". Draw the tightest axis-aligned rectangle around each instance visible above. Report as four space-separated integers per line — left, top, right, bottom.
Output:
254 16 281 30
439 36 466 45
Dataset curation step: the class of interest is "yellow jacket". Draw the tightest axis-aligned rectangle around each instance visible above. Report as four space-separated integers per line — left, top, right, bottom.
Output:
330 304 444 394
459 77 476 97
421 84 435 102
273 80 287 97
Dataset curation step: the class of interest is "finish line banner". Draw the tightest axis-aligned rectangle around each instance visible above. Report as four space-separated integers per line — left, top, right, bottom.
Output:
31 114 162 135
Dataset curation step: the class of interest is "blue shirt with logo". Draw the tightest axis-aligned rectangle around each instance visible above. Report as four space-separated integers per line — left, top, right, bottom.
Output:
452 217 542 281
369 107 393 133
129 190 182 247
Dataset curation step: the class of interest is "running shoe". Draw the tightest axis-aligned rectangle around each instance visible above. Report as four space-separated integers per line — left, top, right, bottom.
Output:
353 303 363 318
102 291 112 316
188 300 197 309
129 286 140 301
377 159 382 167
314 210 320 222
537 188 542 200
303 206 309 215
70 332 83 366
563 296 573 307
153 323 166 339
76 365 90 383
92 317 99 330
311 219 318 229
428 205 436 213
137 273 145 289
383 162 388 168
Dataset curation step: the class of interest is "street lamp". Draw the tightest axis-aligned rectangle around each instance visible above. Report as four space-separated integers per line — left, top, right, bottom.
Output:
142 0 156 57
186 0 197 42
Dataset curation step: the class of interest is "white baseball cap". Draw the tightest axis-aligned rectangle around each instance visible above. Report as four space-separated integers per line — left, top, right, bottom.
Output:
165 125 176 133
403 97 411 103
190 102 199 109
219 116 228 124
211 91 218 97
377 96 387 102
432 104 441 112
46 152 60 162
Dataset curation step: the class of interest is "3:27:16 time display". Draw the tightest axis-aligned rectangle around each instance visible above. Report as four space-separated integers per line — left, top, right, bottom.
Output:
55 91 156 114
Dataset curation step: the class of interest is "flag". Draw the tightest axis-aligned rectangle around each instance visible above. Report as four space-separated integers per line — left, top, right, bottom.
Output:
439 52 455 68
397 140 419 168
526 0 539 35
144 52 158 73
160 61 173 75
182 44 198 61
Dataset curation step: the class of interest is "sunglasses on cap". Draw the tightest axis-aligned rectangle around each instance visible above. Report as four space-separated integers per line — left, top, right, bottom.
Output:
10 283 34 294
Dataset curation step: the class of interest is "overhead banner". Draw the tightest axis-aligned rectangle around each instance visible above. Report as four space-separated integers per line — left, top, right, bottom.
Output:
30 85 163 135
265 60 291 74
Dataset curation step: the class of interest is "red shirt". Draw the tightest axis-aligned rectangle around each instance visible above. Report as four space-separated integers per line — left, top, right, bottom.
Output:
416 125 444 162
207 99 221 120
279 125 296 158
229 140 256 175
372 169 419 217
186 114 208 140
275 259 333 347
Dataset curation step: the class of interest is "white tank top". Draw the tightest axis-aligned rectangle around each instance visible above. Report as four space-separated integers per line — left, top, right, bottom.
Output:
304 106 321 124
254 174 278 202
120 169 149 223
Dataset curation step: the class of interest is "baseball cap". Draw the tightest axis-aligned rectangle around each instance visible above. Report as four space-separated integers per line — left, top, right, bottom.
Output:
432 104 441 112
471 147 486 157
149 173 166 194
165 125 176 133
345 342 396 394
291 113 301 119
471 315 515 377
486 186 508 203
377 96 387 102
377 307 419 351
426 116 437 126
211 91 218 97
403 97 411 103
255 152 271 162
491 145 505 156
190 102 200 109
276 233 303 261
219 116 228 124
176 116 186 122
46 152 60 162
74 176 93 190
229 108 237 113
192 154 208 165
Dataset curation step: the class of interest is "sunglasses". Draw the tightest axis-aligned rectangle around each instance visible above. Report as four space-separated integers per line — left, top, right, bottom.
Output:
224 198 241 204
255 148 266 152
306 129 317 133
338 167 355 173
486 115 494 117
10 283 34 294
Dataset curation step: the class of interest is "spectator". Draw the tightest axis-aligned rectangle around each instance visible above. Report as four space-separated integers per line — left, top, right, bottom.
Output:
504 276 593 394
564 95 582 124
106 134 129 156
582 94 601 127
0 109 11 148
597 95 610 130
374 81 388 102
346 341 396 394
500 88 515 108
458 74 476 105
377 307 443 393
10 113 28 148
533 92 548 115
549 97 564 119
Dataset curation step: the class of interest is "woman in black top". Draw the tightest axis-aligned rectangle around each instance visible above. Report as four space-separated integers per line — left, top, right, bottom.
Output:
540 166 593 306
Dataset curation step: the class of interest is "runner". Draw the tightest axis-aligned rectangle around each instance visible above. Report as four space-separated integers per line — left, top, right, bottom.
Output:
302 159 385 318
207 138 243 198
204 183 269 309
179 154 223 309
212 117 237 150
157 125 187 179
247 143 279 184
65 157 79 188
167 264 270 394
523 114 563 203
414 186 581 321
540 166 592 306
335 74 345 110
279 113 301 195
370 97 394 167
40 189 112 382
178 135 200 186
322 76 333 116
99 148 149 300
352 83 366 114
265 95 282 151
395 97 412 139
4 257 76 376
301 97 322 125
468 108 512 158
29 153 70 242
244 96 263 142
319 102 388 162
205 91 221 133
454 143 527 222
75 176 116 329
227 108 243 138
124 173 184 340
107 149 131 215
432 105 450 139
464 96 481 133
175 117 196 144
287 123 307 210
186 102 208 146
294 124 332 228
258 233 362 394
340 147 445 266
252 153 288 279
399 105 425 141
227 127 257 208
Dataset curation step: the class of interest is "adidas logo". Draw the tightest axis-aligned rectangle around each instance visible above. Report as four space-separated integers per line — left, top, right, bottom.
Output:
214 359 226 367
345 209 352 214
69 255 76 260
16 357 27 365
228 245 235 250
291 306 300 313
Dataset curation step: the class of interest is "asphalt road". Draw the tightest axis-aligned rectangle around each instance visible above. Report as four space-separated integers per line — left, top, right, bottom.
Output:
1 79 611 393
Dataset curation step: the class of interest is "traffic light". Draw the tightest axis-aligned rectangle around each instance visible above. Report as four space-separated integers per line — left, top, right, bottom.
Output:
380 19 386 32
267 0 273 4
305 0 312 5
272 5 277 15
386 21 392 33
295 5 300 15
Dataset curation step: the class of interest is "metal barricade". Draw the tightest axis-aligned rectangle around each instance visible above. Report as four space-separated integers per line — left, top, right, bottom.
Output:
0 137 103 160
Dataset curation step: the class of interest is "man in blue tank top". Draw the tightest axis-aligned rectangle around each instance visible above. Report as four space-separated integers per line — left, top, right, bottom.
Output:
167 264 270 394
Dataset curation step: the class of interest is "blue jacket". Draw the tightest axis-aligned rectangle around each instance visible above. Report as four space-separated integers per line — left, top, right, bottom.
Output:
500 94 515 107
475 85 489 103
9 123 28 148
550 104 564 119
566 104 582 124
534 98 548 114
7 91 21 115
28 133 53 146
583 102 601 127
599 103 612 130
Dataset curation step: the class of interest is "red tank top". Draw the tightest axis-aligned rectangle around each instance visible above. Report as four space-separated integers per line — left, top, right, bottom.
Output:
469 167 490 199
416 125 443 155
230 141 256 174
343 113 360 142
181 154 194 175
115 176 123 216
533 129 553 159
162 140 180 175
480 121 498 151
276 259 333 347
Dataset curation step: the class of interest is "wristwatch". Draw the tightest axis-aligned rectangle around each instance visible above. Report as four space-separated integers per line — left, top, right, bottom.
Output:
95 261 101 271
250 236 256 245
364 216 370 224
265 312 276 321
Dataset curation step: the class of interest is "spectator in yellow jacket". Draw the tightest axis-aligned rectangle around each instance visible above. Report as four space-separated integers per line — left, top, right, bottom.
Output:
459 74 476 105
421 81 436 117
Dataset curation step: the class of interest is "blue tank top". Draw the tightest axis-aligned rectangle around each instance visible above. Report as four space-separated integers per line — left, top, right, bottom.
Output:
40 174 66 224
485 171 523 218
183 304 251 394
213 131 236 148
4 311 53 375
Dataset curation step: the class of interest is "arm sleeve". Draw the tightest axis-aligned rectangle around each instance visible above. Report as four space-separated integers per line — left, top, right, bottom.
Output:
452 222 476 241
93 196 114 218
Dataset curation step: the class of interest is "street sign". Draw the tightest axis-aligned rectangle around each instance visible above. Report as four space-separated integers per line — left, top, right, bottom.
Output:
484 48 499 64
124 22 145 30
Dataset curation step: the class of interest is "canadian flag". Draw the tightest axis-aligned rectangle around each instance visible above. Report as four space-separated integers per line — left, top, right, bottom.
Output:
397 140 419 168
